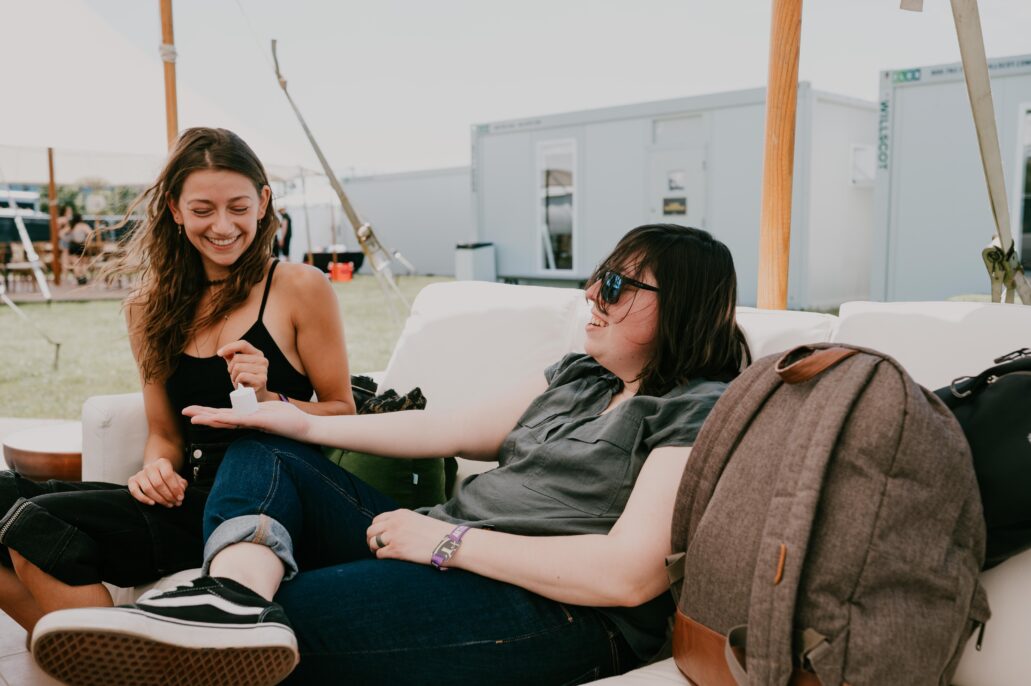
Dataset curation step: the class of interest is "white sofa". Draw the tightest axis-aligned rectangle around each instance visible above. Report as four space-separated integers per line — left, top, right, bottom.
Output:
80 281 1031 685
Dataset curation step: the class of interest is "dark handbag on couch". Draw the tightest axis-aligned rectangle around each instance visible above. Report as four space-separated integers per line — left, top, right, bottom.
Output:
935 348 1031 569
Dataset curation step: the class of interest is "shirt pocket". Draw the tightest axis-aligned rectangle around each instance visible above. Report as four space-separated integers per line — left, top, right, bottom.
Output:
516 400 569 443
522 411 639 517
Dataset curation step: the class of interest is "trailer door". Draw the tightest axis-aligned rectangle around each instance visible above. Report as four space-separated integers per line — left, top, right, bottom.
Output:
647 145 707 228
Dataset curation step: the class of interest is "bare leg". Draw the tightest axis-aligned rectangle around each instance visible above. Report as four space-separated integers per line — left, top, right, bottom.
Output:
11 550 112 629
0 566 44 632
208 542 285 602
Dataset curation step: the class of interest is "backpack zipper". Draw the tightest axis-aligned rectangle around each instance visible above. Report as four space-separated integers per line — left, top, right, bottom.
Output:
0 500 32 542
975 620 987 651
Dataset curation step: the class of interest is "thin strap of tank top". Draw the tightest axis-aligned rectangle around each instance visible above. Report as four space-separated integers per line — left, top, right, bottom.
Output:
257 259 280 323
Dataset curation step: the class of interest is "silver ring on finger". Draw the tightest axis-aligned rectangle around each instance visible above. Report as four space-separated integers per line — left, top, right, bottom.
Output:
375 534 386 549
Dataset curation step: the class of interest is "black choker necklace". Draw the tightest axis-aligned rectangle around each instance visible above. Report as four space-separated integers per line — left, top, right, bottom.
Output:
204 278 227 287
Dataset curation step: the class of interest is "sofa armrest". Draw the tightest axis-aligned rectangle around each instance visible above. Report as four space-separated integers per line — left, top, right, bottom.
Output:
80 372 384 487
81 392 148 485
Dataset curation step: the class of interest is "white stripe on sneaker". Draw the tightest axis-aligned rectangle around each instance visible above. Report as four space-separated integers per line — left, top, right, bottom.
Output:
138 595 264 616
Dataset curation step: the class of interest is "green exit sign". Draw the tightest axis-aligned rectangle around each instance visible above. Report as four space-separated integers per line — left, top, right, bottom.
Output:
893 69 922 83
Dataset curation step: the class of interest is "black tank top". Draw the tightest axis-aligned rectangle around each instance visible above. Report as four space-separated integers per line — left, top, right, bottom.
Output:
165 260 315 446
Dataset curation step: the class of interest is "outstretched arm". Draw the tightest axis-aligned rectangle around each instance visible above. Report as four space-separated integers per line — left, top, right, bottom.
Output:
368 445 689 607
185 373 548 461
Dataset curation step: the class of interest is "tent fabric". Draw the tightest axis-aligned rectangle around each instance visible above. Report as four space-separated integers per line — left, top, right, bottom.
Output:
0 144 317 187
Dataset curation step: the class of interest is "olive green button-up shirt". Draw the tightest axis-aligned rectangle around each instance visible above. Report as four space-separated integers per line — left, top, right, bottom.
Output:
420 353 727 661
423 353 726 535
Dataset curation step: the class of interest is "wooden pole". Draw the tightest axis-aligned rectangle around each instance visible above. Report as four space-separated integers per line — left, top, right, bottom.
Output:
159 0 179 150
47 147 61 285
756 0 803 310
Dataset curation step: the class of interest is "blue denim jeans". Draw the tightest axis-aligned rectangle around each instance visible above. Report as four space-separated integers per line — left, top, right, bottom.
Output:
203 435 638 685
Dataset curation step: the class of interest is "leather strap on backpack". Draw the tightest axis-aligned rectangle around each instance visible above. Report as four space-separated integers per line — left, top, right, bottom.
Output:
673 611 822 686
776 346 858 384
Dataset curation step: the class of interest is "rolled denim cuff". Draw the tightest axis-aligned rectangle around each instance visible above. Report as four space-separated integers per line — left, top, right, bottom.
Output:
202 514 299 581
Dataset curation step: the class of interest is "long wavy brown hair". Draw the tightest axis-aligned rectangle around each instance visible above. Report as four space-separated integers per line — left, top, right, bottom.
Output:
102 128 279 383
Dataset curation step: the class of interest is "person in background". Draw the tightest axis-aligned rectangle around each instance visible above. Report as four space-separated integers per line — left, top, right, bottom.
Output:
56 204 74 278
276 207 292 261
66 213 93 285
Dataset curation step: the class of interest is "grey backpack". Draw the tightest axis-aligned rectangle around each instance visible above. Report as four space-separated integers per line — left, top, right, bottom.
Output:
668 344 989 685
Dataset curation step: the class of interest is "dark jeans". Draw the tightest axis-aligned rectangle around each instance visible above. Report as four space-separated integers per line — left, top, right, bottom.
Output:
0 471 208 587
203 435 638 685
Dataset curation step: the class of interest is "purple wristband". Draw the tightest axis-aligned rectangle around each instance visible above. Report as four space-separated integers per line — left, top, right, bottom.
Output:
430 525 470 570
277 393 289 403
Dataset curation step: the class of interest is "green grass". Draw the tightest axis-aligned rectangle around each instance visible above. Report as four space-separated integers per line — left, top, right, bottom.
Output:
0 274 451 419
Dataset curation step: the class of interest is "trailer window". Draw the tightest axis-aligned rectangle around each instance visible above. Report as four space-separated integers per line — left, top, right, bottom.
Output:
537 141 575 271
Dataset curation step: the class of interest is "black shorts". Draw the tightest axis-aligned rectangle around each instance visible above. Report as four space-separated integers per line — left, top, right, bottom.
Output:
0 471 208 587
68 242 86 256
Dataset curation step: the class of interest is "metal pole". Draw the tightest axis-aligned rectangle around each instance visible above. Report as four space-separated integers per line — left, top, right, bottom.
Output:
159 0 179 150
47 147 60 285
949 0 1030 303
756 0 803 310
271 40 409 313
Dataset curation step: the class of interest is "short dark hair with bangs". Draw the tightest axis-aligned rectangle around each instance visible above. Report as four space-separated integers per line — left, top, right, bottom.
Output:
587 224 749 396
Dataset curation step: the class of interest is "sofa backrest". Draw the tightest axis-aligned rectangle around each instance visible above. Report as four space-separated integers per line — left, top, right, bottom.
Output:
377 282 840 409
376 282 590 407
82 282 1028 489
735 307 837 361
831 301 1031 390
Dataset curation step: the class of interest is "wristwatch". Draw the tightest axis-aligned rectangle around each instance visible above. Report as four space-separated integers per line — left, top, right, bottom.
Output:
431 525 470 570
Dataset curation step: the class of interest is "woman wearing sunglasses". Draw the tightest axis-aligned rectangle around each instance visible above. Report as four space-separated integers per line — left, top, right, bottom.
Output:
34 224 749 686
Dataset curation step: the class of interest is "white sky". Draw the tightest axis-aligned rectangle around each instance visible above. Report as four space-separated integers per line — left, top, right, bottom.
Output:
2 0 1031 177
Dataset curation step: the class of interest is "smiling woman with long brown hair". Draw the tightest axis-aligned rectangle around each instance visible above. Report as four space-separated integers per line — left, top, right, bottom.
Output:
0 127 354 636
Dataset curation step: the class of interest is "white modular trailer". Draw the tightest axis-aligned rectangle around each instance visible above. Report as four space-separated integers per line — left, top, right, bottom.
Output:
279 167 472 276
471 85 877 308
874 53 1031 301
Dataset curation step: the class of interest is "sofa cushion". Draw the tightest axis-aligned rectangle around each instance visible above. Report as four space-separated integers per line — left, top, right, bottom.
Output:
831 301 1031 390
587 657 683 684
377 281 590 409
379 284 839 408
735 307 836 360
323 449 446 510
953 547 1031 686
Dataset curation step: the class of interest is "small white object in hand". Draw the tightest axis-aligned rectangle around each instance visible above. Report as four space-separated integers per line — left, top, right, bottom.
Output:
230 384 259 415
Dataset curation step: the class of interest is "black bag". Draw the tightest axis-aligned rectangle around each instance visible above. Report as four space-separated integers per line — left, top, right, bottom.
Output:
350 374 379 412
935 348 1031 569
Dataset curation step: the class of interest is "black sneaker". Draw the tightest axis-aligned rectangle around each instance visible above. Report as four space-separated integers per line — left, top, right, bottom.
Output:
31 576 298 686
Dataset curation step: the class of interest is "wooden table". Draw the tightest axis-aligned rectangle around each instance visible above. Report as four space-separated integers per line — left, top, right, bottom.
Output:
1 421 82 481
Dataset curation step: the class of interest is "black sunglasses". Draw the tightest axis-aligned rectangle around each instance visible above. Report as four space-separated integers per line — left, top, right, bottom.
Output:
599 270 660 304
